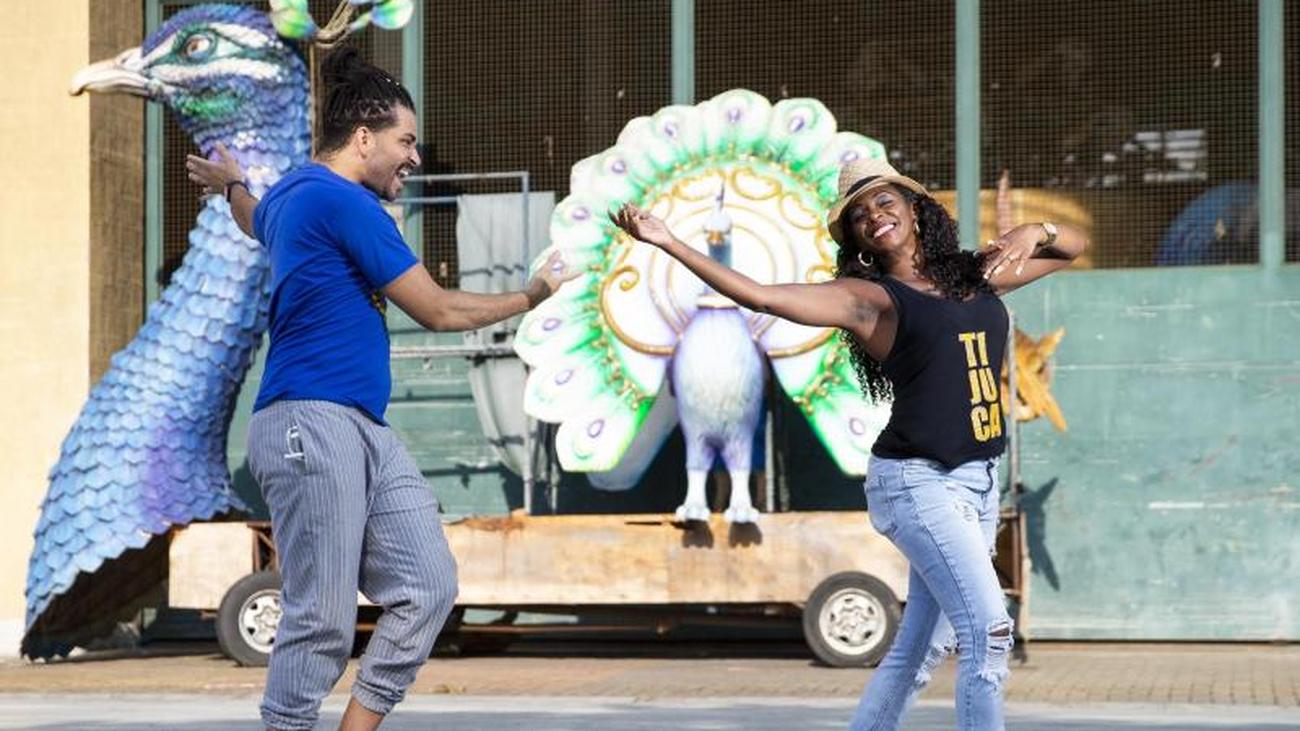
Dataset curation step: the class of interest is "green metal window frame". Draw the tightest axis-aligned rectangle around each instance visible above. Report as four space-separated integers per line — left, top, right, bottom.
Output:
143 0 163 305
1259 0 1285 270
144 0 1288 305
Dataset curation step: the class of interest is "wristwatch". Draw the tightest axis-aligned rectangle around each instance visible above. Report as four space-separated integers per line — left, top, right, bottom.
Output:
1039 221 1058 248
224 179 250 203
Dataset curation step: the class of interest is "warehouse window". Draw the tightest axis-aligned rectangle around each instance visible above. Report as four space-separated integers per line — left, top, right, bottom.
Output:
981 0 1258 268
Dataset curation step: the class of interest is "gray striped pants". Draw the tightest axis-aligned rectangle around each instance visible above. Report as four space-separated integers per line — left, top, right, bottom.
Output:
248 400 459 730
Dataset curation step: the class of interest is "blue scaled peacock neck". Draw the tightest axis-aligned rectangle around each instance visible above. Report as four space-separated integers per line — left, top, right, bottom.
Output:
24 4 310 658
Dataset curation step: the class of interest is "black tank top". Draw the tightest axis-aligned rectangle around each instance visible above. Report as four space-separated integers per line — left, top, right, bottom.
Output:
871 276 1009 467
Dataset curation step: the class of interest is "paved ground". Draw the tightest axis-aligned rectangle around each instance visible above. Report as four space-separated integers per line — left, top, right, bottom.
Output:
1 640 1297 729
0 694 1298 730
4 640 1296 706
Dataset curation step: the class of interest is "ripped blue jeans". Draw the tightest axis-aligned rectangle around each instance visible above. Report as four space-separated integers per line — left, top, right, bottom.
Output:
850 456 1013 731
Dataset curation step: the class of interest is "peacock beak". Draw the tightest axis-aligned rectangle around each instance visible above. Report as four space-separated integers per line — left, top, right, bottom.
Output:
70 47 150 97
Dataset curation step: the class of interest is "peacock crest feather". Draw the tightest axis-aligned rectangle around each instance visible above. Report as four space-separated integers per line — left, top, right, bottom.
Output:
270 0 413 42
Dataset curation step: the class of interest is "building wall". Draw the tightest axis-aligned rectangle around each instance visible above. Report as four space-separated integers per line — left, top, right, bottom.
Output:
0 2 93 655
89 2 145 382
1009 267 1300 639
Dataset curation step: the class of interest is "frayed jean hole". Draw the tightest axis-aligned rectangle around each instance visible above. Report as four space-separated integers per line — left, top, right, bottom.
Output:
979 619 1014 691
953 499 978 523
913 638 956 691
987 619 1014 652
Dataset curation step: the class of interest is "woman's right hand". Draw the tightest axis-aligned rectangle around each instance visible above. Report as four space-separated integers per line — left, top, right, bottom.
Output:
609 204 675 248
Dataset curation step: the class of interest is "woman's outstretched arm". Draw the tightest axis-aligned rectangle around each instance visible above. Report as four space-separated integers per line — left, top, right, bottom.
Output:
609 204 886 331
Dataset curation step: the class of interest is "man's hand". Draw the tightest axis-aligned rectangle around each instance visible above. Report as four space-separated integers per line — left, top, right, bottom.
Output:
525 250 580 307
186 142 257 238
609 203 675 248
186 142 244 197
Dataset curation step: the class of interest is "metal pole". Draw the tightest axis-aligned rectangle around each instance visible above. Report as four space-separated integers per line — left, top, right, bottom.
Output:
1259 0 1285 271
144 1 163 306
1006 310 1019 502
521 170 534 515
764 405 775 513
671 0 695 105
403 171 532 182
956 0 981 250
390 171 540 513
401 0 425 257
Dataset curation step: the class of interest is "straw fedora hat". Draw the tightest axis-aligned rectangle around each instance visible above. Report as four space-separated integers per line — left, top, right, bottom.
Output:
826 158 928 245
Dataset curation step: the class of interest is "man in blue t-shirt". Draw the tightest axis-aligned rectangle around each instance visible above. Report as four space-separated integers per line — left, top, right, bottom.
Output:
187 49 573 731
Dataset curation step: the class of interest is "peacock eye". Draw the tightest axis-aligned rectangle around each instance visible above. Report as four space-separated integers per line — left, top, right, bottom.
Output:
181 32 214 60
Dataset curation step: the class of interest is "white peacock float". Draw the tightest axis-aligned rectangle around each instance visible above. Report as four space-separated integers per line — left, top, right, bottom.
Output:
516 89 891 523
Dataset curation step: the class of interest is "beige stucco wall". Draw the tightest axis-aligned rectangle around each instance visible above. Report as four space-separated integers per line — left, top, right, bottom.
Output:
0 3 92 655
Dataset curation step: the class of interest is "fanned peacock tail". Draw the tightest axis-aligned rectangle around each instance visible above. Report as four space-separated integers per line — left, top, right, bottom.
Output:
516 89 892 478
24 4 310 659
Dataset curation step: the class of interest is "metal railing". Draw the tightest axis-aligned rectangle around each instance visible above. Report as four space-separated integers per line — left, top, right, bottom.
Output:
388 171 544 513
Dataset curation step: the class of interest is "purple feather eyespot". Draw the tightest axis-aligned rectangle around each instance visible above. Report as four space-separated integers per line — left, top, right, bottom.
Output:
542 317 562 331
841 150 860 163
555 369 574 385
586 419 605 438
662 121 678 138
788 114 807 133
849 417 867 436
609 159 627 174
726 107 742 123
571 206 591 221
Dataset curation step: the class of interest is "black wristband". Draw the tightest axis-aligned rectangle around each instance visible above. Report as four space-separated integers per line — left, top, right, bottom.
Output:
524 280 550 309
224 180 249 203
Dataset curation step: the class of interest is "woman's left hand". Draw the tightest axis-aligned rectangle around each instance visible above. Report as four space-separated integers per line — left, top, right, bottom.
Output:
609 204 675 248
980 224 1045 279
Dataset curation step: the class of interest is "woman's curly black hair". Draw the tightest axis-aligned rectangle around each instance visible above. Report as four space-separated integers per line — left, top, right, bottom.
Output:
834 188 993 403
317 47 414 154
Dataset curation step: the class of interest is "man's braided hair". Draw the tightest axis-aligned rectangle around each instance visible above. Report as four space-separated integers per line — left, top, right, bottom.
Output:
317 47 414 154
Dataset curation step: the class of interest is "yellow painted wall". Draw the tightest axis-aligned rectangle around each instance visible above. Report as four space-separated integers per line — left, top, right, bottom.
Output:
0 3 91 655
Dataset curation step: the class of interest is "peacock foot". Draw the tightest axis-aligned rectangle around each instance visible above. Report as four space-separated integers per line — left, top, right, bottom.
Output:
724 504 759 524
674 501 711 523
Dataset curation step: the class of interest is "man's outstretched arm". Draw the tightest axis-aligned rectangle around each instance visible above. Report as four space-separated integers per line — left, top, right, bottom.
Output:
383 251 577 332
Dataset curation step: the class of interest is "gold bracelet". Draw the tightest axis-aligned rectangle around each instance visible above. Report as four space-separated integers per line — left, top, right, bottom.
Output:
1039 221 1059 247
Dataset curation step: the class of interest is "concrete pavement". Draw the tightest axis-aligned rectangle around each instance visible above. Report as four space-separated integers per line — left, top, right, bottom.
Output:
0 694 1297 730
2 640 1297 729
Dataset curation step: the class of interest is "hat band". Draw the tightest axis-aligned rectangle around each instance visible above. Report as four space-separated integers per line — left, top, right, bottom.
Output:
843 175 885 199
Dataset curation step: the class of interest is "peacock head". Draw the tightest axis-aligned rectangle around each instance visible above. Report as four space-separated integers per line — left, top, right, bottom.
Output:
70 4 307 147
703 185 733 250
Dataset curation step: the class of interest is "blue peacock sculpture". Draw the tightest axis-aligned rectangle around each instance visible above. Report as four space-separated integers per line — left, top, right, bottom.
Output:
25 4 310 659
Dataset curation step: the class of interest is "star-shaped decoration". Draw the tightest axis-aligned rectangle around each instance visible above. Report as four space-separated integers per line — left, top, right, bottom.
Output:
1002 327 1067 431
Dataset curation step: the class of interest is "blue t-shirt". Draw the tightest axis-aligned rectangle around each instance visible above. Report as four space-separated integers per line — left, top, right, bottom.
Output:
252 164 418 423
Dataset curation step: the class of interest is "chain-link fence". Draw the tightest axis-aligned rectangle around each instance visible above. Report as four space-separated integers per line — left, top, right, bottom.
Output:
159 1 401 285
982 0 1258 268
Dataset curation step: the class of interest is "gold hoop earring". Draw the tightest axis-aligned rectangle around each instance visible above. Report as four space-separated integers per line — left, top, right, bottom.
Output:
857 251 874 268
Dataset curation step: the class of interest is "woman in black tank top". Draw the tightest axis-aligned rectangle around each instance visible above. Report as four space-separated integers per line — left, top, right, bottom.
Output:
612 158 1085 731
